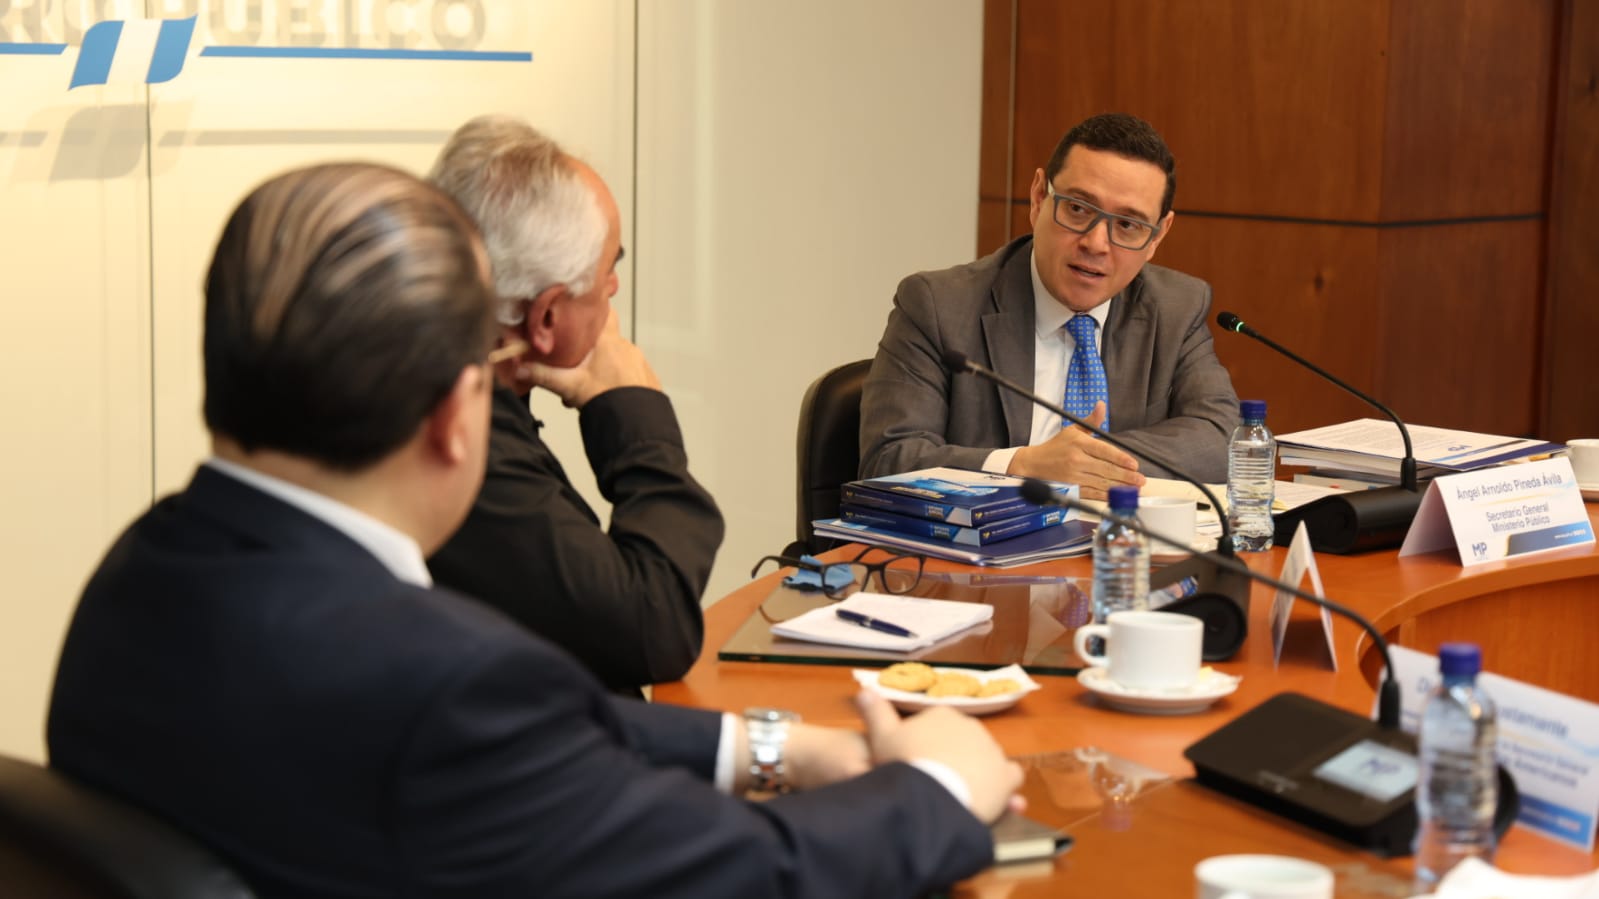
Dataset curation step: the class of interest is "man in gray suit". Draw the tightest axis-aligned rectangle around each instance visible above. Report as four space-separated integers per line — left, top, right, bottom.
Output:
861 114 1238 498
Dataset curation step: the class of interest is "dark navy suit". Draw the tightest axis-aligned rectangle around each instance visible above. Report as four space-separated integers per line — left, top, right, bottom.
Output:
49 466 991 898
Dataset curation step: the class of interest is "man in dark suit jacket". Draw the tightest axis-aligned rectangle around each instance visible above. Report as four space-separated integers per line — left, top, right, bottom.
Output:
47 163 1019 898
426 116 720 695
862 114 1238 496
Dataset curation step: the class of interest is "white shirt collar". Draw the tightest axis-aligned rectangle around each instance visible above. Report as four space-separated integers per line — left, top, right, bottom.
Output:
1029 249 1112 339
204 457 433 587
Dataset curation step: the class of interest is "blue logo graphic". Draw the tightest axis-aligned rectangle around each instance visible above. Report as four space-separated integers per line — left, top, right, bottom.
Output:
71 17 198 89
0 15 532 90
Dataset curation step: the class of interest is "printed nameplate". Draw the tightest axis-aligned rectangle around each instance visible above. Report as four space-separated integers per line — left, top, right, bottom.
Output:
1388 645 1599 850
1399 457 1594 566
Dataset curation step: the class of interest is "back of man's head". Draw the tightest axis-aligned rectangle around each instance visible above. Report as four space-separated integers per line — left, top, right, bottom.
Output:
428 115 606 324
203 162 496 471
1046 113 1177 218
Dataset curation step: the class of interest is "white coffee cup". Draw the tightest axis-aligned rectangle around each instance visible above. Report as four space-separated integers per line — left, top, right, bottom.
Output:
1073 609 1202 690
1567 438 1599 485
1138 496 1198 557
1194 854 1334 899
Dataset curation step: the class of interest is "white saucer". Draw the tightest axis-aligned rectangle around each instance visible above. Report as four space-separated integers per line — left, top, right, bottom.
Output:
1580 482 1599 502
1150 534 1221 563
1077 667 1240 715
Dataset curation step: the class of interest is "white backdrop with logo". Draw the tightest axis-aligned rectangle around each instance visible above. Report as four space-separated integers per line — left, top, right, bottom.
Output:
0 0 981 761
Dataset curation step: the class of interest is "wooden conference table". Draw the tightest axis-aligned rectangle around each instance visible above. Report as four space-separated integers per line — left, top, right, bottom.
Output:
656 506 1599 897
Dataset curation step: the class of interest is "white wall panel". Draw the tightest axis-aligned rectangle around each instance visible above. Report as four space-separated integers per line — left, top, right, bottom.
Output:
635 0 984 606
147 1 636 499
1 0 633 762
0 63 153 759
2 0 982 764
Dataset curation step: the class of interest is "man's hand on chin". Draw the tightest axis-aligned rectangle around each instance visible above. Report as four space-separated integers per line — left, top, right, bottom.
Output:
1008 403 1143 501
518 309 661 409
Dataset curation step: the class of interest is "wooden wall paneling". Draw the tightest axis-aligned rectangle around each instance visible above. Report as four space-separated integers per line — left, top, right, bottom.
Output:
1382 0 1557 219
978 0 1017 254
1011 0 1389 220
1006 200 1031 253
997 206 1382 438
1542 0 1599 441
978 198 1015 256
981 0 1577 441
1377 221 1543 435
1154 218 1386 436
1010 0 1119 198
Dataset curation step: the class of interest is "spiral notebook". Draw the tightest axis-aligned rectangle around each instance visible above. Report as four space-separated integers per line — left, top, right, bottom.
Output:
769 592 995 652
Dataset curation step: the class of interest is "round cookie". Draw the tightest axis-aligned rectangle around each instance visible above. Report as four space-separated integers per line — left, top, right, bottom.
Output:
877 662 937 693
976 678 1022 698
926 671 981 698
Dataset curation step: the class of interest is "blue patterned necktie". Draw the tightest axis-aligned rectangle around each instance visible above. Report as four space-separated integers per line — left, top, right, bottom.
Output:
1063 314 1109 430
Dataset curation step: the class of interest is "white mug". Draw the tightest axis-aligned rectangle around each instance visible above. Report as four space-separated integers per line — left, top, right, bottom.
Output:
1073 610 1202 690
1567 439 1599 485
1139 496 1198 557
1194 854 1333 899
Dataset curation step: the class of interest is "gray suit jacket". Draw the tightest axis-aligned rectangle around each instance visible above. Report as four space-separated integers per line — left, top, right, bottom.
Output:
860 236 1239 483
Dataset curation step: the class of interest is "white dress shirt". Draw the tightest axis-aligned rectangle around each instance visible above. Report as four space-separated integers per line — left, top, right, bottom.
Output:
983 251 1114 474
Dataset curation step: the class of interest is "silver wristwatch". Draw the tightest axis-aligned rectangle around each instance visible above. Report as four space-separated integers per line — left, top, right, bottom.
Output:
743 707 801 794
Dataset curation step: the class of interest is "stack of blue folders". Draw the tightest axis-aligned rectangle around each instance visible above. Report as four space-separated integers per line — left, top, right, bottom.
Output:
813 467 1093 566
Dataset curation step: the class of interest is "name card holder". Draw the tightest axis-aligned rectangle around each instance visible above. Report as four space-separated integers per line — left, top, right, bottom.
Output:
1399 457 1594 566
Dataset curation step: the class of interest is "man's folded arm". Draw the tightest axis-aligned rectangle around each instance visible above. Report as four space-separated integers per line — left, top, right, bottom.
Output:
433 388 719 689
572 386 724 681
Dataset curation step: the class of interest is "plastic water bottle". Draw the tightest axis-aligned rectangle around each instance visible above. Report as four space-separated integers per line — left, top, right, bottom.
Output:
1092 485 1150 625
1413 643 1499 892
1227 399 1275 551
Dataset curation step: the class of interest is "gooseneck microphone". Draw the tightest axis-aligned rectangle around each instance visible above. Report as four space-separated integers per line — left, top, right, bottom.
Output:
1216 312 1425 554
1217 312 1416 492
1021 481 1402 730
944 348 1253 660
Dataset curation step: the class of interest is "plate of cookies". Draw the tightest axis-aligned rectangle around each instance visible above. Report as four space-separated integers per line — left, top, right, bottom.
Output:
854 663 1042 716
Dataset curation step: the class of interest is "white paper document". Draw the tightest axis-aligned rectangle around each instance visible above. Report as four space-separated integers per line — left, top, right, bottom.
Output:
769 592 994 652
1277 419 1563 478
1273 479 1350 511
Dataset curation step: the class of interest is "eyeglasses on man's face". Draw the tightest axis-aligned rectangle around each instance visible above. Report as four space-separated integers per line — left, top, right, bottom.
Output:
1045 184 1162 251
749 546 926 599
486 338 530 366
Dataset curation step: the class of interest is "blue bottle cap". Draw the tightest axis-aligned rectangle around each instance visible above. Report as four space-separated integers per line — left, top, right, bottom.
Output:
1106 485 1140 511
1438 642 1482 677
1240 399 1267 422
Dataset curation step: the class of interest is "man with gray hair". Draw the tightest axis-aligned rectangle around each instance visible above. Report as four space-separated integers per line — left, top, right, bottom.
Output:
48 161 1023 897
426 115 722 695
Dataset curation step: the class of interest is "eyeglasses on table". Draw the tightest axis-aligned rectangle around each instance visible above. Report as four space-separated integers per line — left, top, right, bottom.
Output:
749 545 927 598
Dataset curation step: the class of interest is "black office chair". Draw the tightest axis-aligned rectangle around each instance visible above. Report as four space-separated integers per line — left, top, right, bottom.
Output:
0 754 256 899
789 358 873 557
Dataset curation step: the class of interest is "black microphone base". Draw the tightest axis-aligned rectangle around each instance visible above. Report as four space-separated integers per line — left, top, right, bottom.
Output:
1272 486 1424 555
1152 551 1251 661
1185 692 1521 857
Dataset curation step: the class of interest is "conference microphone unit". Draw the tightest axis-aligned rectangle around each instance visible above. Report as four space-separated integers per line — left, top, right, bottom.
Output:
1216 312 1424 554
1026 489 1521 857
943 349 1251 660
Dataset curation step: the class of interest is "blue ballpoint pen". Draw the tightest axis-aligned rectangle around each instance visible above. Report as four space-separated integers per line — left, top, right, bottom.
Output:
836 608 918 638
